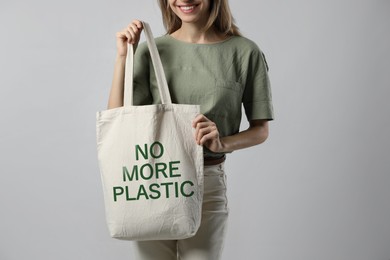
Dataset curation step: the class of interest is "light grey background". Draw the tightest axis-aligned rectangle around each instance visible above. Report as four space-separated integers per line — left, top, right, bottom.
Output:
1 0 389 259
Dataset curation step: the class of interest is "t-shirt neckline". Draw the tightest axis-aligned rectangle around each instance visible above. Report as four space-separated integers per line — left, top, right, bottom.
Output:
164 34 236 46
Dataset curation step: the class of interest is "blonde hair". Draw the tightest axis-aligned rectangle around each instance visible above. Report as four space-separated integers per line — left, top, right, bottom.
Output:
157 0 242 36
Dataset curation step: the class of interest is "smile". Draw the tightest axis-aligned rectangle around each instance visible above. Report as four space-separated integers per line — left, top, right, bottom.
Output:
178 4 199 13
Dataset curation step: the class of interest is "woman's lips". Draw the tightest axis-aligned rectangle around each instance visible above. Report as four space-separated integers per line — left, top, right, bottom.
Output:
178 4 198 14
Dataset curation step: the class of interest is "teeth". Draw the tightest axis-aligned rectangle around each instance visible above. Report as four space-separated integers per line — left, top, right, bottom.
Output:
180 6 194 10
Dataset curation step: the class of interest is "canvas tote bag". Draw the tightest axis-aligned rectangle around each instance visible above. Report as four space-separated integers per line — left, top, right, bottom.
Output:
96 22 204 241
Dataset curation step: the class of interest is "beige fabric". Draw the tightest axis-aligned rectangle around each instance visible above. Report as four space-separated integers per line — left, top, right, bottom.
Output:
96 22 204 241
132 162 229 260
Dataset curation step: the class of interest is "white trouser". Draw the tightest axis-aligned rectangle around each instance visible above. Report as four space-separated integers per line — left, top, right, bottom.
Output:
132 162 229 260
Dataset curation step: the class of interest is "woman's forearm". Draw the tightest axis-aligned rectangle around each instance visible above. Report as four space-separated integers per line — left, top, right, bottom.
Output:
193 115 269 153
107 54 126 109
220 120 269 153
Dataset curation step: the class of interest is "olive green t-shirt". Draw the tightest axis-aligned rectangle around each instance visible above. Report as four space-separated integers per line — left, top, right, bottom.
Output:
133 34 274 158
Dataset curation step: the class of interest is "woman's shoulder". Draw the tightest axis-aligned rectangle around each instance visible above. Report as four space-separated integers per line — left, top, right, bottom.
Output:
227 35 264 53
135 35 170 54
227 36 269 71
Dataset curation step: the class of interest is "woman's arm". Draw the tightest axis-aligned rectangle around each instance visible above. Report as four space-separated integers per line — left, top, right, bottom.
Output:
107 20 143 109
192 114 269 153
107 55 126 109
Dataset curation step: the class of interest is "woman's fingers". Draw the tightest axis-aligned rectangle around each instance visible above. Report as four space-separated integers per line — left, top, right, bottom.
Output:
120 20 143 44
133 19 143 29
199 130 219 145
196 123 216 144
122 29 131 42
127 29 135 44
192 114 223 152
130 20 143 42
192 114 209 127
126 25 138 43
194 118 209 142
193 116 219 145
115 19 143 56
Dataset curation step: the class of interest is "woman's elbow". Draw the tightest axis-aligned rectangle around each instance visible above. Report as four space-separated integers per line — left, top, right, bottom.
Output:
250 120 269 145
256 127 269 145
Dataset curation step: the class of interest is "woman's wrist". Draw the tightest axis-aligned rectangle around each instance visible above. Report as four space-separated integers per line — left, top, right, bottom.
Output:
219 137 232 153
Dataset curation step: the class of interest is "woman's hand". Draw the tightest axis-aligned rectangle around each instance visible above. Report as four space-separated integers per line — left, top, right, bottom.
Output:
115 20 143 57
192 114 226 153
192 115 270 154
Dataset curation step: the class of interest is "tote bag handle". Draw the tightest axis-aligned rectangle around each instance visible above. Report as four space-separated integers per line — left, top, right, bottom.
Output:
123 21 172 106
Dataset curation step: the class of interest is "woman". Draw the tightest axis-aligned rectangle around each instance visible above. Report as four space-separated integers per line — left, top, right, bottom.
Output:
107 0 274 259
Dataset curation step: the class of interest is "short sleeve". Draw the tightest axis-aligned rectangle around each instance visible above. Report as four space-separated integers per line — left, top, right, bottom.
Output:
132 43 153 105
242 47 274 121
